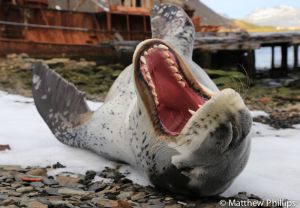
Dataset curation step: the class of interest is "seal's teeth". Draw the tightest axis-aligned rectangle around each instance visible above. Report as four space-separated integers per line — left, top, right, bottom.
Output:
179 81 186 87
144 66 150 75
140 56 146 64
155 97 159 105
144 51 148 56
154 44 158 48
188 109 196 115
174 73 183 81
170 66 178 73
152 90 157 97
149 82 155 89
158 44 168 50
167 58 175 65
198 105 201 108
146 74 151 81
163 51 170 58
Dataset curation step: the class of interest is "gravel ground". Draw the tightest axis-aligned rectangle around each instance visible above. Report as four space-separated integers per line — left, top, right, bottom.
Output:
0 165 284 208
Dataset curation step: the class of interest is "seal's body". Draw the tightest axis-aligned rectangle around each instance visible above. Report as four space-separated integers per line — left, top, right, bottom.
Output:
32 4 252 197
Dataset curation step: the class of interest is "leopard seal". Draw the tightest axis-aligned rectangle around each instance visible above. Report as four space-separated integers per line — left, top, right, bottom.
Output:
31 4 252 197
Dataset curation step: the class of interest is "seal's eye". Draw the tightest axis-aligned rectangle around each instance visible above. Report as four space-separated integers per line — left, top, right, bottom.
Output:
139 43 210 135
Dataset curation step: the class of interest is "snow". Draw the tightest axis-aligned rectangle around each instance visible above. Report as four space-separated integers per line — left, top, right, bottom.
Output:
0 91 300 203
243 5 300 28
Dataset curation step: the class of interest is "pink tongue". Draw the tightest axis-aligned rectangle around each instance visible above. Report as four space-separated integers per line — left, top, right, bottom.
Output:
142 48 205 135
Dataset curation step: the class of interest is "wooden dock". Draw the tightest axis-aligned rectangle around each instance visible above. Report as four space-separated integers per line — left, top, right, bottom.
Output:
114 32 300 77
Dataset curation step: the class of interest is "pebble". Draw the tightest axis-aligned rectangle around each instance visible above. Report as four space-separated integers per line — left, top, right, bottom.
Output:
16 186 34 193
26 168 47 176
56 175 80 187
0 165 284 208
58 188 89 196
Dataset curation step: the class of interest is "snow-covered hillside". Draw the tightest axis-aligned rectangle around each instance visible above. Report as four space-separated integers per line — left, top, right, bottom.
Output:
243 5 300 28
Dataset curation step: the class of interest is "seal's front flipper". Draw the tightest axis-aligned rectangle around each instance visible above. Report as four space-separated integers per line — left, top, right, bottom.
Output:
151 4 195 58
31 62 92 147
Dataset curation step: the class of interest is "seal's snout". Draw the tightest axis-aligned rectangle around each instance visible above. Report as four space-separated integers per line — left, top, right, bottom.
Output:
165 88 252 196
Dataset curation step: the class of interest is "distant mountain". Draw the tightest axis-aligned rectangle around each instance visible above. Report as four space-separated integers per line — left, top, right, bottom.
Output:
243 5 300 28
233 20 278 33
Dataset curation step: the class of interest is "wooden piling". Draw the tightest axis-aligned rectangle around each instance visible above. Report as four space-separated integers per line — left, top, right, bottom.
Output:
294 44 299 70
281 45 288 72
271 46 275 69
245 50 256 78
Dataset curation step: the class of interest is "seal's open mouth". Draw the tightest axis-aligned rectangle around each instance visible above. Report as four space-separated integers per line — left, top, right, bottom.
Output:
134 40 212 136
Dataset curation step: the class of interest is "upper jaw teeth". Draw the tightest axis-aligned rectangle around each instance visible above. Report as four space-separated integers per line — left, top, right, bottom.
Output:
158 44 169 50
139 43 188 106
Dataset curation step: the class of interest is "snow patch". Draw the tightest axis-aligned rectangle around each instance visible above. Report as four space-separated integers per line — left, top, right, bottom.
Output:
0 91 299 202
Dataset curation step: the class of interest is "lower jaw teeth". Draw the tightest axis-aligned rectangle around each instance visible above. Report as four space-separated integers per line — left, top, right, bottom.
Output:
188 109 196 115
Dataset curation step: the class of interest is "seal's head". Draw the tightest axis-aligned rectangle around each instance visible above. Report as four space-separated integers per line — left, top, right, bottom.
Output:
132 4 252 197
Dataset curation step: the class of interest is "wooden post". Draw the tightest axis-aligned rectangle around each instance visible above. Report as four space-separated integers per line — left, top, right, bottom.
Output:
126 15 130 40
294 44 298 70
271 46 275 69
281 45 288 72
245 50 256 78
106 13 111 32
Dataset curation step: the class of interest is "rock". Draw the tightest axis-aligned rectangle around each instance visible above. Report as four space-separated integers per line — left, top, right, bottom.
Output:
85 170 97 181
16 186 34 193
56 175 80 187
165 204 182 208
92 198 118 207
27 200 48 208
44 187 59 196
0 194 8 201
48 199 73 208
131 192 146 201
9 192 22 197
117 191 134 199
117 200 132 208
30 182 44 188
0 205 18 208
58 188 89 196
0 165 23 171
26 168 47 176
42 177 58 186
52 162 66 169
88 181 107 192
2 197 18 206
0 144 10 151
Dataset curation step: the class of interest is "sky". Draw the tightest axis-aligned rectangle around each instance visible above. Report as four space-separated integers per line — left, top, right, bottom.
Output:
201 0 300 19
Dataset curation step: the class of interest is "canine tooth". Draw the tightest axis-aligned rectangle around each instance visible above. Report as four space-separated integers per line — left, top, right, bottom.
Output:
174 73 182 80
144 51 148 56
158 44 168 50
188 109 196 115
154 44 158 48
140 56 146 64
179 81 185 87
